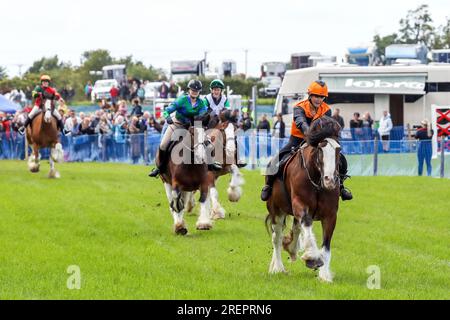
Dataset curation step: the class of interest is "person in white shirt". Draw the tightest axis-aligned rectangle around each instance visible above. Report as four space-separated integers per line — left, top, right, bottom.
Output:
378 110 393 152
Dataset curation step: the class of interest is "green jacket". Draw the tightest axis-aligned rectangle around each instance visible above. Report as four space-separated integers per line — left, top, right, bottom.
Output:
163 94 208 125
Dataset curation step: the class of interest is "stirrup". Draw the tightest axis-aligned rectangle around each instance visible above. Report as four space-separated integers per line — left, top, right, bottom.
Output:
148 168 160 177
208 162 223 171
340 187 353 201
18 127 26 135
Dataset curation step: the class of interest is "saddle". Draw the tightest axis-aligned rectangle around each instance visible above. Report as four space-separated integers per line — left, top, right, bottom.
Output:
278 142 308 181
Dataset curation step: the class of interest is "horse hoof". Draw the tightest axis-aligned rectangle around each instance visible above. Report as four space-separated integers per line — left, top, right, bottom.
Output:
305 258 324 270
196 223 213 230
227 187 241 202
211 208 225 220
175 227 188 236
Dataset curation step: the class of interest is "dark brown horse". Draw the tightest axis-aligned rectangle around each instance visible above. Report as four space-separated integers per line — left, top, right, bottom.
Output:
265 116 341 282
159 125 213 235
26 99 64 178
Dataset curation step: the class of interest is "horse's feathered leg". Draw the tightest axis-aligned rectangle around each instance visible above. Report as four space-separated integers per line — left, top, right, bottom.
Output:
283 217 303 262
318 214 337 282
292 197 323 270
165 183 187 235
269 212 287 274
196 184 213 230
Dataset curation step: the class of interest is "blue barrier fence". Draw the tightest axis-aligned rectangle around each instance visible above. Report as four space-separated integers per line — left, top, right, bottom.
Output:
1 131 449 178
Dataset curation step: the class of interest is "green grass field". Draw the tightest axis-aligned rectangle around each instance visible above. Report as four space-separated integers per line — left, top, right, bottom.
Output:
0 160 449 300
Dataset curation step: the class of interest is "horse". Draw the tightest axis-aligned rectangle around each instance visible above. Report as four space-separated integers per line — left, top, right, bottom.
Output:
159 124 213 235
26 99 64 178
203 119 245 220
265 116 341 282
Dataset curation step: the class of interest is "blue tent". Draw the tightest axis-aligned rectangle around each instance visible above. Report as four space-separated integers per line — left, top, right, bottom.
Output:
0 95 21 113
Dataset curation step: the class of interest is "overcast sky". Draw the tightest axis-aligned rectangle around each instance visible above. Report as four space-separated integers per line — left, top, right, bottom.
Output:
1 0 449 77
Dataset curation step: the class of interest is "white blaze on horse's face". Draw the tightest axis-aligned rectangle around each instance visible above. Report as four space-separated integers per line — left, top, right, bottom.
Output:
44 99 52 123
319 138 340 190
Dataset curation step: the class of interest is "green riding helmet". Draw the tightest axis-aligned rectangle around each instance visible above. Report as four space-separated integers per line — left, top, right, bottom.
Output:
210 79 225 90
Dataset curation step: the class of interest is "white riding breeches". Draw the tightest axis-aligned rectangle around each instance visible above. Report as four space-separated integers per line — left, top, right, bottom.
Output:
28 106 41 119
28 106 61 121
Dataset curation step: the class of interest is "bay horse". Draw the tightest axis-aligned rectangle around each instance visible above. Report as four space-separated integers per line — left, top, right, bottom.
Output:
26 99 64 178
159 124 213 235
203 119 244 220
265 116 341 282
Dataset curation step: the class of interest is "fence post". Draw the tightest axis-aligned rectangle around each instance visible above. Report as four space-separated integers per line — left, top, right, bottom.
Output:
440 137 445 178
144 131 148 165
373 136 378 176
24 135 28 161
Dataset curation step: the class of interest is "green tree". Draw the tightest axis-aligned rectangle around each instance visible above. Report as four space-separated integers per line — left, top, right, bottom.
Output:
373 33 398 60
80 49 114 73
0 66 7 80
433 18 450 49
397 4 435 47
27 55 62 74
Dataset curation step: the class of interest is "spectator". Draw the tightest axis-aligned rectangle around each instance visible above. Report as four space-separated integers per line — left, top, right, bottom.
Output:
99 98 112 112
128 116 142 164
159 81 169 99
415 119 434 176
241 112 252 131
130 99 143 118
361 112 374 140
78 117 95 135
272 113 285 138
257 114 271 134
378 110 393 152
110 85 120 108
168 81 179 98
137 84 146 104
332 108 345 129
349 112 363 140
147 115 162 134
119 81 130 101
84 81 93 100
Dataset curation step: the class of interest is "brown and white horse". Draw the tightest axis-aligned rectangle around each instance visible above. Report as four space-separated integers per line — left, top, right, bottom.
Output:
160 125 213 235
26 99 64 178
208 120 244 219
265 116 341 282
184 119 245 219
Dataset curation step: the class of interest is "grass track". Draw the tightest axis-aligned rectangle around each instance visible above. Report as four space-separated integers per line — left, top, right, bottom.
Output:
0 160 449 299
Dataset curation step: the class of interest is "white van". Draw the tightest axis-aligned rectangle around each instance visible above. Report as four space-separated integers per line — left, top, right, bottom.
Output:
91 79 118 102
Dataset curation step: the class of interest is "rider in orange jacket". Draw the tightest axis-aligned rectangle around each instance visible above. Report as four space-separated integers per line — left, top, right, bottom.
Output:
18 75 69 135
260 80 353 201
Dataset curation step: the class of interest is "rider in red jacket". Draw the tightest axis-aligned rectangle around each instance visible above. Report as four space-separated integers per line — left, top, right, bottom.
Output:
18 75 69 135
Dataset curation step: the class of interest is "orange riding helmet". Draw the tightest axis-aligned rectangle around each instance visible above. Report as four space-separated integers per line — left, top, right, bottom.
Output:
307 80 328 97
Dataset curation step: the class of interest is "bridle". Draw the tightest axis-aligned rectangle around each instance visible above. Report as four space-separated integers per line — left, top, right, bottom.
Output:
300 137 340 191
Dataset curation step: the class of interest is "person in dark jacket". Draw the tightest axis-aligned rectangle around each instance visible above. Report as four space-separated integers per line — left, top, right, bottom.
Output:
130 99 143 117
257 114 271 134
415 119 434 176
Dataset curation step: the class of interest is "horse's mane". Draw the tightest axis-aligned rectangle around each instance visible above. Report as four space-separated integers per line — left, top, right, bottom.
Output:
306 115 341 147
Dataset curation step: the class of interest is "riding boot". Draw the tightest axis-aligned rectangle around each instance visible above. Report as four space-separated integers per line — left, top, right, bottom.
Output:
261 174 276 201
149 148 167 178
339 175 353 201
18 116 31 135
338 152 352 201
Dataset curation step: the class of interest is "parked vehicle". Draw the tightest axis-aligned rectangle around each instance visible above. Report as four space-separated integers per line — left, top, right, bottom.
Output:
91 79 118 102
385 44 428 65
259 76 282 98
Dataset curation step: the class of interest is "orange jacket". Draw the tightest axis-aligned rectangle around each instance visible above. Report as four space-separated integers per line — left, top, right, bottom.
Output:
290 100 331 139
